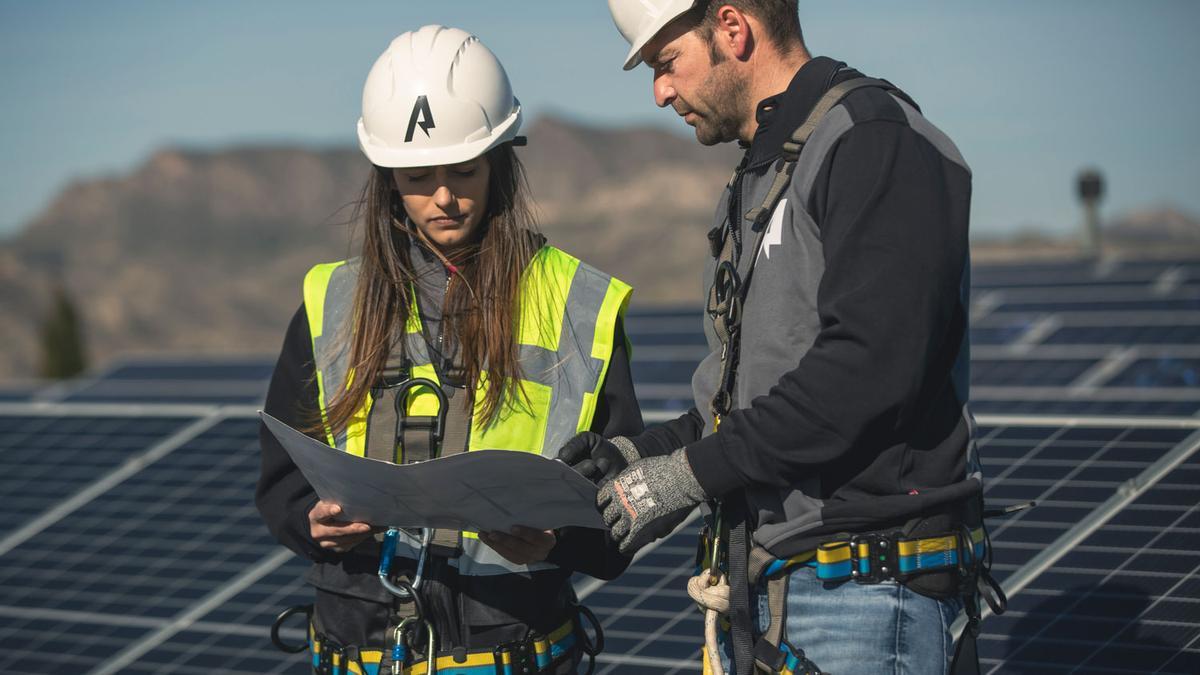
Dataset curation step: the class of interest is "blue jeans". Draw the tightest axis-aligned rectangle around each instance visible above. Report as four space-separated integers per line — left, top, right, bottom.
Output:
723 566 962 674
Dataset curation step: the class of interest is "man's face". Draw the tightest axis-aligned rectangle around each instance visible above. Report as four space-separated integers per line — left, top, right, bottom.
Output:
642 22 746 146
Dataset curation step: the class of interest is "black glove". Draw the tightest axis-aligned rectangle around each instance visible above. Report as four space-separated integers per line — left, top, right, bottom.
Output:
556 432 642 485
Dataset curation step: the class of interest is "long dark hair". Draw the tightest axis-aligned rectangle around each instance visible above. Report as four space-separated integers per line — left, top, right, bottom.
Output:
317 142 541 437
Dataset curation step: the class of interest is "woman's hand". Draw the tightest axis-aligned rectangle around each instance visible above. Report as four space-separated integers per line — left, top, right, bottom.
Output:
308 500 374 553
479 526 557 565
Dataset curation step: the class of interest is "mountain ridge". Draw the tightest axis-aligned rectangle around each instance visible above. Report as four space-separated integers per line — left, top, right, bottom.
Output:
1 115 738 379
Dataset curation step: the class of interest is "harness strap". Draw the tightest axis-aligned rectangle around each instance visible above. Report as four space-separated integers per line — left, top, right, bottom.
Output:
366 349 411 463
428 386 471 558
726 506 754 675
310 619 577 675
779 77 895 161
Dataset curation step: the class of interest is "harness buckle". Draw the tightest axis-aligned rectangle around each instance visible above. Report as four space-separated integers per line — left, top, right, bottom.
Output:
500 635 540 675
850 533 897 584
316 634 344 675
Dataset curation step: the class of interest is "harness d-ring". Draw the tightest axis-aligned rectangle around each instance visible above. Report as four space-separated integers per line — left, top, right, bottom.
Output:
391 377 448 450
270 603 312 654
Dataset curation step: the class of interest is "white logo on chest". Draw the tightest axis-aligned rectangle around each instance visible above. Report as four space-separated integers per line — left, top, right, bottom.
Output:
756 198 787 263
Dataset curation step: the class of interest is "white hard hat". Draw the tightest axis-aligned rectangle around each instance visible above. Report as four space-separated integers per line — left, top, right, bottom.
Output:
608 0 697 70
357 25 522 168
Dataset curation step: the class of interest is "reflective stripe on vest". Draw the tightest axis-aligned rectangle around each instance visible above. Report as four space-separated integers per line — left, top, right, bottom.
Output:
302 246 631 575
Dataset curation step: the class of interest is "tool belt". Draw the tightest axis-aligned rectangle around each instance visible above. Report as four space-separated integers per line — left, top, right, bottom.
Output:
309 617 579 675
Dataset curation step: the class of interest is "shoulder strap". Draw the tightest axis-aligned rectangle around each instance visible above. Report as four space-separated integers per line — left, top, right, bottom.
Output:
745 76 894 227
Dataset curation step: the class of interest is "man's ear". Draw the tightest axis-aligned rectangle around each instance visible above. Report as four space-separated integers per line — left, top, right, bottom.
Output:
712 4 754 60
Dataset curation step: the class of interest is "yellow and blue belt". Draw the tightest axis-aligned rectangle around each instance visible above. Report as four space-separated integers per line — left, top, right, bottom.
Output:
310 619 575 675
815 528 986 582
755 528 987 584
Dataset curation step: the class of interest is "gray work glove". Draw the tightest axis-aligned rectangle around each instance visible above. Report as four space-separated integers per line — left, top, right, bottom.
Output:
556 432 642 486
598 448 706 554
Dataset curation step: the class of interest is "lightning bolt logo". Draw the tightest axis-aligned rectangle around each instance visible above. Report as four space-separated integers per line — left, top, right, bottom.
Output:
757 198 787 263
404 95 436 142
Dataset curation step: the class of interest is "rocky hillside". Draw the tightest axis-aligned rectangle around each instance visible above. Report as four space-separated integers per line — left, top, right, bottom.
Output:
1 116 737 379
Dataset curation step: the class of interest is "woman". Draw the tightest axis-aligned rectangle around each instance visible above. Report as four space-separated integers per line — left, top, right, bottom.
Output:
256 25 642 675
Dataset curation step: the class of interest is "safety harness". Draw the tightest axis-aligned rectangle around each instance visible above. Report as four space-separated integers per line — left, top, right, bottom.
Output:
695 76 1009 675
274 283 605 675
307 613 583 675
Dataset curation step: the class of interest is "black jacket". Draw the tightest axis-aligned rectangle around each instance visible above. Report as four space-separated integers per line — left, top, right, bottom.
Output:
636 57 979 555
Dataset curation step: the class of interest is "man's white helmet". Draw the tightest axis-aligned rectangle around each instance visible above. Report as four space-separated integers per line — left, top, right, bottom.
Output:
608 0 697 70
357 25 522 168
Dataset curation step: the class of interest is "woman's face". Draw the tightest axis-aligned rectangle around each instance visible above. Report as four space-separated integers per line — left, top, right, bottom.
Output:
393 157 491 251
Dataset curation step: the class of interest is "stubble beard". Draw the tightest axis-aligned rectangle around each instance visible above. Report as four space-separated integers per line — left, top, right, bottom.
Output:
690 59 747 146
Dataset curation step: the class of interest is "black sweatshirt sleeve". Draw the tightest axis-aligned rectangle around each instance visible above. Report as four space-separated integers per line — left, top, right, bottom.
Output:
630 408 705 458
256 303 331 562
686 120 969 496
545 317 643 579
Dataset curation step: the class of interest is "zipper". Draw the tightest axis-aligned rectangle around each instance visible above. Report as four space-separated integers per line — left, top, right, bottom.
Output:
727 152 751 263
436 269 450 360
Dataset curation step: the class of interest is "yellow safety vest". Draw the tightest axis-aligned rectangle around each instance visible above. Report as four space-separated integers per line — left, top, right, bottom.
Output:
301 245 631 575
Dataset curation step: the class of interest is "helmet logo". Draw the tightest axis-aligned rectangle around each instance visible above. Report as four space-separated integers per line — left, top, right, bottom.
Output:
405 95 436 142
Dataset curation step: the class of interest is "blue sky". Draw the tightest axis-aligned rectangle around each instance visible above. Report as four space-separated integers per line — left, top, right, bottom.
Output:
1 0 1198 237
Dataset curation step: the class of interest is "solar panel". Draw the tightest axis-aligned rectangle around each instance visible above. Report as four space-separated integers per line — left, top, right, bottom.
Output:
1 251 1198 673
0 614 157 673
971 359 1098 387
972 259 1194 290
121 629 310 674
0 416 278 674
994 297 1200 313
972 399 1200 417
124 557 312 675
0 386 38 402
57 358 275 405
1044 324 1200 346
146 557 308 671
585 519 705 674
0 414 196 522
1107 357 1200 388
977 424 1195 579
979 430 1200 674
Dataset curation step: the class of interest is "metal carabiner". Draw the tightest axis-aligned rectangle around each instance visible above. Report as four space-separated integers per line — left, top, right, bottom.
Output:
391 617 419 675
423 619 439 675
379 527 434 600
706 505 724 579
713 260 741 306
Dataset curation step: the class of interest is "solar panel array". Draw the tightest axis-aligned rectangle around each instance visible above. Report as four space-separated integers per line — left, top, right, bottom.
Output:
0 256 1197 674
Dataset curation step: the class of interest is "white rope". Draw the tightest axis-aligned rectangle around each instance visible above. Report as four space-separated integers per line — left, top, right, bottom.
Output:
687 569 730 675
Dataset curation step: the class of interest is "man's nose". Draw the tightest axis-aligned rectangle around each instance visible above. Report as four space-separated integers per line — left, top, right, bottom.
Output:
653 76 676 109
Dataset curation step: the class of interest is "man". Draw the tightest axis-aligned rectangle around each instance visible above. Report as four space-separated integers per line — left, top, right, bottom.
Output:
558 1 999 674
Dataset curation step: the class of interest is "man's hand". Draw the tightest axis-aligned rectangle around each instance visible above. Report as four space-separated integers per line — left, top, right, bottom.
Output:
308 500 373 553
557 432 642 485
479 526 557 565
598 449 707 554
